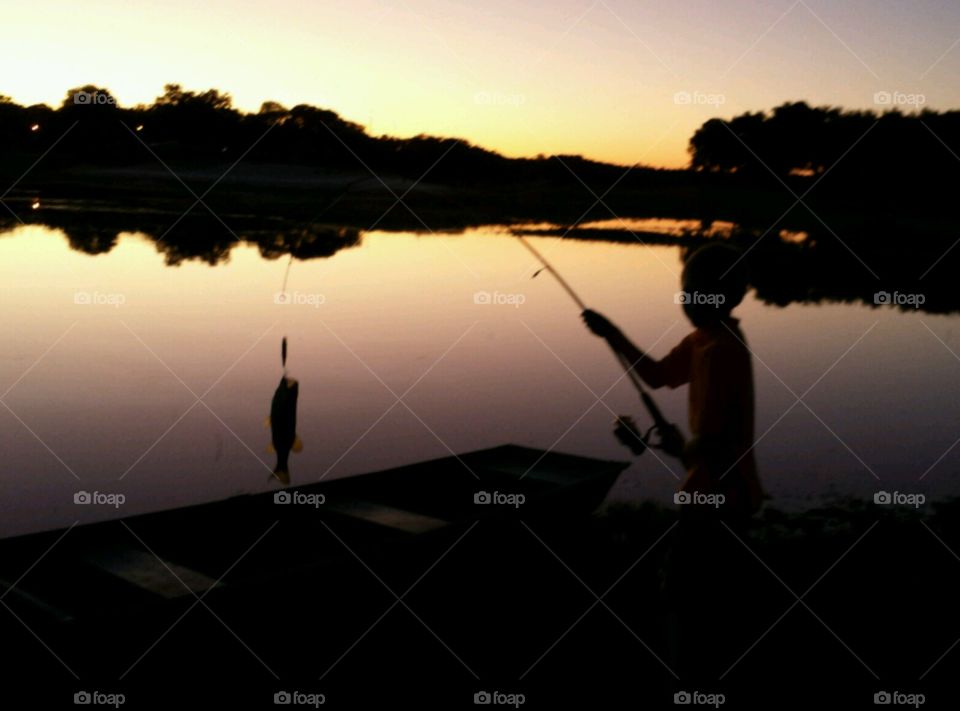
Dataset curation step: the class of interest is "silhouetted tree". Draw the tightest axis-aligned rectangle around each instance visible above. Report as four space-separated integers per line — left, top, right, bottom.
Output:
61 85 118 110
259 101 288 115
689 102 960 204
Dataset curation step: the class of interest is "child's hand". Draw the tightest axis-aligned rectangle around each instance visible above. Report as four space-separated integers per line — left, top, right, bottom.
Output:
581 309 619 339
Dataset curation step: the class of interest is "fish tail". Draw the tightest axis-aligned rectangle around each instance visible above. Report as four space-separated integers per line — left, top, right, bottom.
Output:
272 452 290 486
271 466 290 486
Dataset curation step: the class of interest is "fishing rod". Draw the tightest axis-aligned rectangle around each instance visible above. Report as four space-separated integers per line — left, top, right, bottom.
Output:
516 235 686 459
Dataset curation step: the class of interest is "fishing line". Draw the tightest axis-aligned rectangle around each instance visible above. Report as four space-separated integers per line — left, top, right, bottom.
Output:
279 255 294 376
276 177 373 372
280 254 294 295
279 176 376 296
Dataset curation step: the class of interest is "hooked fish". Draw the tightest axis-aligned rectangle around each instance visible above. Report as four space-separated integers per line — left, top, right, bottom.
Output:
267 375 301 486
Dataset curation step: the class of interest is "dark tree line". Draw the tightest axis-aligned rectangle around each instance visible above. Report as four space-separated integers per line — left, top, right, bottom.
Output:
0 84 654 187
688 102 960 199
3 87 958 206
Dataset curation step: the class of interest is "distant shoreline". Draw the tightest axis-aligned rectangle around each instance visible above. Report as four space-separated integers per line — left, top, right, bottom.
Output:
4 161 954 238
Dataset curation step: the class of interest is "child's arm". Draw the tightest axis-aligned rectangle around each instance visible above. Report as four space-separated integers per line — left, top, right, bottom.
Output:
581 310 690 389
581 310 644 360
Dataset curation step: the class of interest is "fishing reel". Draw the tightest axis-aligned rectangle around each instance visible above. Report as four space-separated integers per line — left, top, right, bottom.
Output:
613 415 686 460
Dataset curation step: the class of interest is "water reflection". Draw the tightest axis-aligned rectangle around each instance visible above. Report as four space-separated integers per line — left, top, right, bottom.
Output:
5 207 958 313
518 223 960 314
0 210 362 266
3 216 960 539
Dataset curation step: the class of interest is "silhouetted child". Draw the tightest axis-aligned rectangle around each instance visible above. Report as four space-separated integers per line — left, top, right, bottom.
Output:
582 242 764 685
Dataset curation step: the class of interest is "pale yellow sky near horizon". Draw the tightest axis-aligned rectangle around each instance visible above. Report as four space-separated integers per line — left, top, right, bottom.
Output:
3 0 960 168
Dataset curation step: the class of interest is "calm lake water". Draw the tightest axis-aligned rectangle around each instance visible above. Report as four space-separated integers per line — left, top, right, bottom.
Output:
2 222 959 537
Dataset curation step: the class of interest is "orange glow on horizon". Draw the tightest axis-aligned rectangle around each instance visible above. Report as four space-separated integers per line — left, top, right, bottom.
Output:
3 1 960 169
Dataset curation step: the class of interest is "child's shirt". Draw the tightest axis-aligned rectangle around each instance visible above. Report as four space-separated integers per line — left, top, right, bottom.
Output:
639 317 763 515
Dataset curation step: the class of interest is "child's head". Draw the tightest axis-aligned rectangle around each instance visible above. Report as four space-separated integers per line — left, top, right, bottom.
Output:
680 242 748 327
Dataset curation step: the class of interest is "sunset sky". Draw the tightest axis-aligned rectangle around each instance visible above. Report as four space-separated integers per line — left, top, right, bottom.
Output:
4 0 960 167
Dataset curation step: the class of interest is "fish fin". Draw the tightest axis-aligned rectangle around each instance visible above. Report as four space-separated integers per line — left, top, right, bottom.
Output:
267 443 275 454
264 416 271 428
292 436 303 453
269 470 290 486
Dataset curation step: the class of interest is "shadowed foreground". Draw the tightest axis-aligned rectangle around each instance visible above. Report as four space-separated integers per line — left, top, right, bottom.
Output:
1 452 958 707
